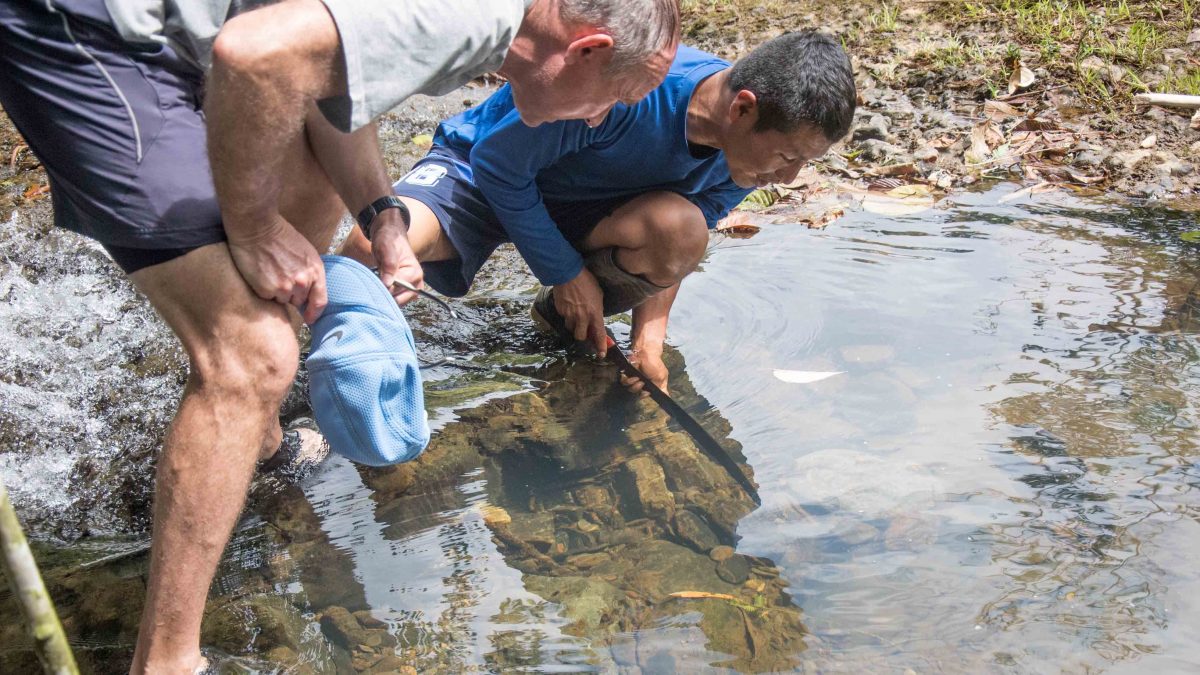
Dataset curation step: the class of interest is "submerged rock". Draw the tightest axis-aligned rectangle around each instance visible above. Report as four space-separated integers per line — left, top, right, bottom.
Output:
715 554 751 584
673 508 722 553
620 455 676 521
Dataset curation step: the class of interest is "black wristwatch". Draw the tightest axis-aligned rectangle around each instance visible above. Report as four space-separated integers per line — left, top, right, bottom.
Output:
356 195 410 241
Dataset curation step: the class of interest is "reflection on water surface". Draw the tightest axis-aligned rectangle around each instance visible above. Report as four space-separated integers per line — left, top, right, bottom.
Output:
1 185 1198 673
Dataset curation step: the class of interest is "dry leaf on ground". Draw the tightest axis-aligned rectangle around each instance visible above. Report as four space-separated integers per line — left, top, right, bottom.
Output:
1008 60 1036 95
984 100 1021 120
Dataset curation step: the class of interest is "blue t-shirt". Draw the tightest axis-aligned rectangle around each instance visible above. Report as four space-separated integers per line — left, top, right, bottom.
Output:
432 45 752 286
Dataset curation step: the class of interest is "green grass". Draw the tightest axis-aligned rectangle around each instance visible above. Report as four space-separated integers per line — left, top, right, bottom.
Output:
870 3 900 32
944 0 1192 106
1162 68 1200 95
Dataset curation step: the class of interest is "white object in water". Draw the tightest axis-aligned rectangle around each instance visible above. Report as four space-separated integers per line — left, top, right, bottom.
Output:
772 369 844 384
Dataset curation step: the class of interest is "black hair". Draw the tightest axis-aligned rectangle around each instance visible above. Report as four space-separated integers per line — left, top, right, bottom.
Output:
727 30 857 141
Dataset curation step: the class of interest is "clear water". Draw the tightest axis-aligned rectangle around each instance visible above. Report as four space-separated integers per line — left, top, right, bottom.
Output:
1 185 1198 673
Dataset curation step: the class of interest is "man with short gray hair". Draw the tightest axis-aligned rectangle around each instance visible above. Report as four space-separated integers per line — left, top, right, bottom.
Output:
0 0 677 671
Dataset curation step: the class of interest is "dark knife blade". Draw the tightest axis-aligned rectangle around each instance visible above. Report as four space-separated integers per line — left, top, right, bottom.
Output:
605 336 760 506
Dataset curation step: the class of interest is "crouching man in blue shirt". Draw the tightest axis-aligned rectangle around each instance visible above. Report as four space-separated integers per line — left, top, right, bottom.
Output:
343 31 856 392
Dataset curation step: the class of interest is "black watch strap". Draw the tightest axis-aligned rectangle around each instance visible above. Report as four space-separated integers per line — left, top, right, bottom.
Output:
356 195 410 241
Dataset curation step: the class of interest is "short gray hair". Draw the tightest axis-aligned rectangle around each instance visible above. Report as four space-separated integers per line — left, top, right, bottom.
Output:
559 0 680 74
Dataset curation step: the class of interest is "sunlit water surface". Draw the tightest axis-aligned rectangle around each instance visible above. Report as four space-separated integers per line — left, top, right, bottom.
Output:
1 185 1198 673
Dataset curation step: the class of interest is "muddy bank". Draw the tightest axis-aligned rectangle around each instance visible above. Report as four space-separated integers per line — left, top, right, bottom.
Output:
682 0 1199 201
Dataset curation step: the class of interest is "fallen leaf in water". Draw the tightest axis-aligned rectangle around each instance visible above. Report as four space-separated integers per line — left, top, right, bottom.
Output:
717 224 762 238
1008 60 1036 95
716 211 763 238
860 193 934 217
1181 231 1200 243
669 591 739 601
886 183 933 198
773 370 844 384
796 206 845 229
998 181 1057 203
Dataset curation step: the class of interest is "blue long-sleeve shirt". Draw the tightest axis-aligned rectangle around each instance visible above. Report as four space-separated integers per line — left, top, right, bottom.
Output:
432 46 751 286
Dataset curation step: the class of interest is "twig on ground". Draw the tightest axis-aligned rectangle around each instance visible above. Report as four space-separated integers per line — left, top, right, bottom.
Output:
1133 93 1200 109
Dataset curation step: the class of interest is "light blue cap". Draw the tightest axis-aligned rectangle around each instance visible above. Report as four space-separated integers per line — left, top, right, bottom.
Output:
307 255 430 466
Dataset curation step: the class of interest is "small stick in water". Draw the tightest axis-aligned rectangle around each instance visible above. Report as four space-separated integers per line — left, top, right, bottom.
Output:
390 278 458 320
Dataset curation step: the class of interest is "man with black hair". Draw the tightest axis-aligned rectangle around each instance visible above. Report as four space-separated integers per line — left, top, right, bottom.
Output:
342 31 856 391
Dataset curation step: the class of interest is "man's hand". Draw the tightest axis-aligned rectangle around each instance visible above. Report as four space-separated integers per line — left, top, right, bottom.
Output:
227 215 327 324
368 211 424 306
553 268 607 355
620 345 668 397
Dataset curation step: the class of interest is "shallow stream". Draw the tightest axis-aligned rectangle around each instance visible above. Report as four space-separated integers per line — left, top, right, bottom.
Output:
1 184 1198 673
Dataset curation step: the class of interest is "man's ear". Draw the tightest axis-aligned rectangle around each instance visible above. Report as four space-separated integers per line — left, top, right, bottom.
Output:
564 33 615 65
729 89 759 125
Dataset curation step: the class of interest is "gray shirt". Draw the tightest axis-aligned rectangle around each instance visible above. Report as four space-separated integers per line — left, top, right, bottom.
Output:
102 0 231 70
91 0 531 131
320 0 530 131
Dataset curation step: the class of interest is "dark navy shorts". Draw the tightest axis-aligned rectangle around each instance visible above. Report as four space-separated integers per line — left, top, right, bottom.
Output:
394 148 635 297
0 0 225 274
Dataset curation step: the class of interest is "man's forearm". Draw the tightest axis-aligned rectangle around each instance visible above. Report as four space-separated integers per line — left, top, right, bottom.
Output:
206 0 345 239
631 282 681 355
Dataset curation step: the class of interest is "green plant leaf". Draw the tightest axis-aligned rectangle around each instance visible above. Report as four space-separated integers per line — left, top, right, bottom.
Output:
1181 231 1200 243
739 188 780 211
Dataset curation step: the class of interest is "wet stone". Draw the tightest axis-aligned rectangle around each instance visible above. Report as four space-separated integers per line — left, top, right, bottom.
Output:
833 520 881 546
674 509 721 553
319 606 396 651
574 484 612 510
913 145 939 163
709 545 735 562
714 553 752 585
524 574 625 635
566 551 611 570
852 113 892 142
620 455 675 521
856 139 909 163
840 344 896 365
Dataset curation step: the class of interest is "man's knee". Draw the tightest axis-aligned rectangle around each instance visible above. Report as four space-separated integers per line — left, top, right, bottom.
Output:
642 195 709 282
188 318 299 408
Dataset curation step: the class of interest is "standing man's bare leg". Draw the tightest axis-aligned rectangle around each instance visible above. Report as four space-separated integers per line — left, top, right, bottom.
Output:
129 131 343 674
